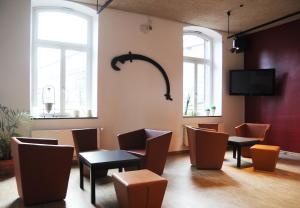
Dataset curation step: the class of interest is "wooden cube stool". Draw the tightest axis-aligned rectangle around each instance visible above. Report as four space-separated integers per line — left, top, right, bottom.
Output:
250 144 280 171
112 169 168 208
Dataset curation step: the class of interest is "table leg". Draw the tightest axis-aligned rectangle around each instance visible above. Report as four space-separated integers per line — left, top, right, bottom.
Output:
79 160 84 189
237 146 241 168
137 161 141 170
233 146 236 159
90 167 96 205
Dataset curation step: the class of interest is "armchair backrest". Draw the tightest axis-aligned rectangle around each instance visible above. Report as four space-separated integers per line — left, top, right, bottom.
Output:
198 123 219 131
144 129 172 175
117 129 147 150
186 127 228 169
11 137 73 205
235 123 271 142
72 128 98 158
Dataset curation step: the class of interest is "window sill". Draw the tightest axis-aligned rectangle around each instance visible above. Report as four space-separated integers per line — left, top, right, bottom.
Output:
31 116 98 120
183 115 222 118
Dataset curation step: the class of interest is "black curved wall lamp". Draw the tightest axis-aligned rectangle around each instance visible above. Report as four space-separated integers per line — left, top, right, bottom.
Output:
111 52 173 101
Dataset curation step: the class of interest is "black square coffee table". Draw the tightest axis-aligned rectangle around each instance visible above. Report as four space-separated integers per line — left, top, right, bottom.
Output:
79 150 140 204
228 136 260 168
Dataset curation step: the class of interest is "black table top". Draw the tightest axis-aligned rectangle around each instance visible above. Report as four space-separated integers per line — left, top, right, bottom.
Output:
79 150 140 166
228 136 260 144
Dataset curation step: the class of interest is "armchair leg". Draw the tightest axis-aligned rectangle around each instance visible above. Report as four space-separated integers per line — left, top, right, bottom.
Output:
90 167 96 204
80 160 84 189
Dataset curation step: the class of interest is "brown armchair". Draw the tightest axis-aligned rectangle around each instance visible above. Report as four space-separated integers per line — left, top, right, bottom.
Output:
11 137 73 206
235 123 271 158
117 129 172 175
198 123 219 131
72 128 107 177
186 126 228 169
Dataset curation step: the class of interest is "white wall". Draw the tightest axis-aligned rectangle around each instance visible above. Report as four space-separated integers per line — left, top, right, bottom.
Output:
0 0 244 151
0 0 31 109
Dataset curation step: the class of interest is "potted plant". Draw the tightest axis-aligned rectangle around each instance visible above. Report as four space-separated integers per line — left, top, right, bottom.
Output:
0 104 30 177
211 106 216 116
205 108 210 116
191 110 197 117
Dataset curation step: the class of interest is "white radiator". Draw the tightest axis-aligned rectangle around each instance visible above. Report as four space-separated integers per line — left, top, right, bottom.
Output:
31 128 103 158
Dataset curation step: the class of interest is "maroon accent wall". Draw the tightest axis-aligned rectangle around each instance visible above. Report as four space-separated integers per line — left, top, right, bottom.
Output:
244 19 300 153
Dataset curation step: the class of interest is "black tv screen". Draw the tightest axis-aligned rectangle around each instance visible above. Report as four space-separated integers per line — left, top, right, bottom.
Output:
229 69 275 96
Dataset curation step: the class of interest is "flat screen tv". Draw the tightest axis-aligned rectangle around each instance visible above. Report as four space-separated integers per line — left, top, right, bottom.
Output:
229 69 275 96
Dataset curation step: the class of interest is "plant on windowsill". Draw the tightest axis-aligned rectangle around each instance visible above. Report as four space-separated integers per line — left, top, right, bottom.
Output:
211 106 216 116
0 104 30 177
191 110 197 117
184 94 191 116
205 108 210 116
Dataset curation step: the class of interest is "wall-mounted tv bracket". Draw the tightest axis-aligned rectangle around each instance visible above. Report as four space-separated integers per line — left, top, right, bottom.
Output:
111 51 173 101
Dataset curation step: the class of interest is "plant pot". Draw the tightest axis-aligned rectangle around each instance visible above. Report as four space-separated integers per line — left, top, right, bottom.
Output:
0 159 14 177
205 111 210 116
211 109 215 116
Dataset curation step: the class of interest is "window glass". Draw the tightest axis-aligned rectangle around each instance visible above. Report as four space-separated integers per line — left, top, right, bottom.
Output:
183 32 212 116
183 62 195 116
183 34 204 58
31 7 97 118
197 63 205 107
36 47 61 112
205 40 211 59
37 11 88 44
65 50 87 114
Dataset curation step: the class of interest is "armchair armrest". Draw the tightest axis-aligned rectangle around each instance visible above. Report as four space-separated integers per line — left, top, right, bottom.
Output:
262 124 271 143
144 131 172 175
117 129 146 150
14 137 58 145
235 123 246 137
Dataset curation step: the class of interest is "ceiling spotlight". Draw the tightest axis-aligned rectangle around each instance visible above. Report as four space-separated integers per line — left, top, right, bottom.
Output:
231 36 246 53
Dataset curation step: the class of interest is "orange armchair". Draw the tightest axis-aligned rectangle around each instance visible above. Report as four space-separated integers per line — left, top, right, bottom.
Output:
235 123 271 158
186 126 228 169
198 123 219 131
117 129 172 175
72 128 107 177
11 137 73 206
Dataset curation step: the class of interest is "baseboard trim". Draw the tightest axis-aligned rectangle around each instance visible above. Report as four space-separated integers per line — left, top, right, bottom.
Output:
280 150 300 157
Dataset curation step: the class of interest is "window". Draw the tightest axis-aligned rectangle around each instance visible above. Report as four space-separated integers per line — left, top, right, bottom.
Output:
31 7 97 118
183 32 213 116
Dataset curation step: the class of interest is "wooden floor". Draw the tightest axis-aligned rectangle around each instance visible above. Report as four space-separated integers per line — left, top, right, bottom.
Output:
1 151 300 208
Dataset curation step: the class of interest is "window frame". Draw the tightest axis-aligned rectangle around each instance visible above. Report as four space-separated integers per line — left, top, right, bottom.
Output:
31 7 94 117
183 31 213 117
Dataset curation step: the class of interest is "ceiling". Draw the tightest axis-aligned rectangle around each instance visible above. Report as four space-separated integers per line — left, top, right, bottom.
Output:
69 0 300 33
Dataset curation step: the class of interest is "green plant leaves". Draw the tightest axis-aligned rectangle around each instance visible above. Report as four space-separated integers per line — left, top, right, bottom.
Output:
0 104 30 160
